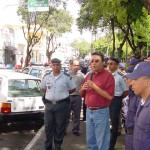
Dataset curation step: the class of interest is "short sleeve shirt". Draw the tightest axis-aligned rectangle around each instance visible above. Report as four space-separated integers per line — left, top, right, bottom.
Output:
41 72 76 101
112 71 129 96
81 69 115 107
70 71 85 95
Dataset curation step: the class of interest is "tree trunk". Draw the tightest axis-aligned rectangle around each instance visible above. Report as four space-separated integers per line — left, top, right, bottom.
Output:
24 46 31 67
117 25 129 60
46 50 53 62
143 0 150 14
110 18 115 57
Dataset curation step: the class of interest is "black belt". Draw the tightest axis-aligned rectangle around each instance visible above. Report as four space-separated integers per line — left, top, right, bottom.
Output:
45 97 70 104
87 106 108 110
125 128 133 135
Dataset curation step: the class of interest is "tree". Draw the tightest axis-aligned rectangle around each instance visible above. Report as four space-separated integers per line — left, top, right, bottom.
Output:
71 39 91 58
77 0 146 59
44 9 73 62
143 0 150 13
17 0 54 67
18 0 72 66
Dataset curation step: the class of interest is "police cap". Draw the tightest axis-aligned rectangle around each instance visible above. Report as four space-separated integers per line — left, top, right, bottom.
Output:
51 58 61 63
109 57 120 64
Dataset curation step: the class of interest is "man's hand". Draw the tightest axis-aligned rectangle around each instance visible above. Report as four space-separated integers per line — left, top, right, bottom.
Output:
87 80 95 89
81 82 89 91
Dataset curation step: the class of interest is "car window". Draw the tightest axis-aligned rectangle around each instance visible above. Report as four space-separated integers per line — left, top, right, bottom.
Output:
45 70 51 74
30 69 42 78
8 79 42 97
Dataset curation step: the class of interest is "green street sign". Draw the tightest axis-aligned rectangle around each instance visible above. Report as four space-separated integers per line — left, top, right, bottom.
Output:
28 0 49 12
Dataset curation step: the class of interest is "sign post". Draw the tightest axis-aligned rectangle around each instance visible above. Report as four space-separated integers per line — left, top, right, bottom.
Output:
28 0 49 12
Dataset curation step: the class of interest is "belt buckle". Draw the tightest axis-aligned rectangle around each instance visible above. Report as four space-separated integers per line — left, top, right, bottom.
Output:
52 101 57 104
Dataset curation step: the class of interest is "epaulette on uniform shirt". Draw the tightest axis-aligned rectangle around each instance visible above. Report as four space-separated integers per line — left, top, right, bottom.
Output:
42 72 51 79
64 71 72 80
118 71 124 76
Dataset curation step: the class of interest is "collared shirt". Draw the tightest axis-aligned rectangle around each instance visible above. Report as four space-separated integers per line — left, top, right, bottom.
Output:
125 88 140 129
82 69 115 107
141 99 145 105
133 96 150 150
112 70 128 96
41 72 76 101
69 70 84 95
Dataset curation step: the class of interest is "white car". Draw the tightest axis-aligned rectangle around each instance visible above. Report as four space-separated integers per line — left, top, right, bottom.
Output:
0 71 44 127
20 66 52 79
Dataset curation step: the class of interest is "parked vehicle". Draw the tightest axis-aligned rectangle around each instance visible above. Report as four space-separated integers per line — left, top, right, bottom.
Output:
0 63 5 69
20 66 52 79
0 71 44 128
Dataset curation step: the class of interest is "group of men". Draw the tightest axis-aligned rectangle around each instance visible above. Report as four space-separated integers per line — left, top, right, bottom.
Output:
41 53 150 150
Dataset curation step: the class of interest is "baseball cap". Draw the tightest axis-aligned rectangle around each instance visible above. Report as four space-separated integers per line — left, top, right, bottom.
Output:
128 58 139 65
125 62 150 79
126 66 135 73
109 57 120 64
119 63 125 69
51 58 61 63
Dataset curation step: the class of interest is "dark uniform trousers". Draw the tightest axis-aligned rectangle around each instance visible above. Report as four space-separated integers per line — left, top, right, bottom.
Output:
44 99 70 150
109 96 122 149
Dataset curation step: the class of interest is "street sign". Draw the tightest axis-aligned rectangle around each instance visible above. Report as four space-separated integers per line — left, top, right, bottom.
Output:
28 0 49 12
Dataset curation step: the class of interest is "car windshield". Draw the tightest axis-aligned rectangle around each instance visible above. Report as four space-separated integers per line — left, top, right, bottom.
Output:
8 79 42 97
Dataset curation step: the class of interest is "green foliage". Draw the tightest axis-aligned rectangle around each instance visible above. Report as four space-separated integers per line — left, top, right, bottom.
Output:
44 9 73 36
71 39 91 57
77 0 148 58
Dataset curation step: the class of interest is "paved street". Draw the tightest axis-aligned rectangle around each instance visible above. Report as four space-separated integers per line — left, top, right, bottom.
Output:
25 121 125 150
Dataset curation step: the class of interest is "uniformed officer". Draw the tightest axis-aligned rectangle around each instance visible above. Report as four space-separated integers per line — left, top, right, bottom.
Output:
124 65 141 150
107 57 129 150
125 62 150 150
41 58 76 150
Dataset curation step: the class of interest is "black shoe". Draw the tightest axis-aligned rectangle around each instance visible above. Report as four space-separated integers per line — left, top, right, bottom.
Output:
55 145 61 150
72 131 80 136
109 148 114 150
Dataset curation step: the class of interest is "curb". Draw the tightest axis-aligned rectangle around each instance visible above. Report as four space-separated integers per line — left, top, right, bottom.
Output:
24 125 44 150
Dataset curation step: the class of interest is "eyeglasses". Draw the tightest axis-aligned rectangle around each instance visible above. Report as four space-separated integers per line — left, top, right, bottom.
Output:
91 59 100 63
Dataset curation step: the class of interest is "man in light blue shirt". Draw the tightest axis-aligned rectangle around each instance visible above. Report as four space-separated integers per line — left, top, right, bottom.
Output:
41 58 76 150
108 57 129 150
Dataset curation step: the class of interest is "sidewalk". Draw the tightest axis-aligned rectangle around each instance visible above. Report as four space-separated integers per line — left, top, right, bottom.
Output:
24 121 125 150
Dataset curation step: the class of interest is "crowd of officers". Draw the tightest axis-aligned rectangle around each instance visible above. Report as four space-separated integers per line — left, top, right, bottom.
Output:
41 53 150 150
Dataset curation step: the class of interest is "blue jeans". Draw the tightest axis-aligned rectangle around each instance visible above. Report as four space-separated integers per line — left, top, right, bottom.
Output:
86 107 110 150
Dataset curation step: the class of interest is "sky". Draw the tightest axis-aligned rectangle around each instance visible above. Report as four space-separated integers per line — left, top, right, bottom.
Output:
65 0 92 43
0 0 20 25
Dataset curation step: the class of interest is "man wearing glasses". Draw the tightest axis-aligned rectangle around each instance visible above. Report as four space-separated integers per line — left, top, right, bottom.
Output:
41 58 76 150
79 52 115 150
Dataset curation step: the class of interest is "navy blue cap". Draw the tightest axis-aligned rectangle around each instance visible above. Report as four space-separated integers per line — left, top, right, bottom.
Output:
51 58 61 63
125 62 150 79
126 66 135 73
128 58 139 65
109 57 120 64
119 63 125 69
